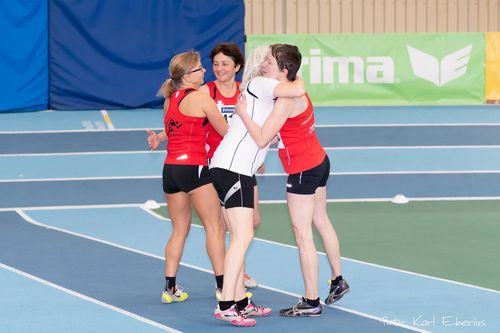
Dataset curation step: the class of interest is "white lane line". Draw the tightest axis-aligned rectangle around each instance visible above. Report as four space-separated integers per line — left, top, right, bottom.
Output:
316 123 500 127
0 151 165 157
0 263 182 333
271 145 500 151
0 128 162 134
3 170 500 183
4 146 500 156
0 176 161 183
14 209 428 333
4 195 500 213
4 122 500 134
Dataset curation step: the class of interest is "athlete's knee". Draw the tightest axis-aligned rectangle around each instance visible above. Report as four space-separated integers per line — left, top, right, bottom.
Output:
231 229 254 247
292 225 314 247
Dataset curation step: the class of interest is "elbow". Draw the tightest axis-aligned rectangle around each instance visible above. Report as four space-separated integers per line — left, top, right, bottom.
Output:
256 140 268 149
296 88 306 97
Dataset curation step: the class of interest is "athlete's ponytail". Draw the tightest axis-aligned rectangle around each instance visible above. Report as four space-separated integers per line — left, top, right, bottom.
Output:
158 79 175 98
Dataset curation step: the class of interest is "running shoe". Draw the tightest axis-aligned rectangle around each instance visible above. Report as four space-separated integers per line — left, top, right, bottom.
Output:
215 288 252 302
215 304 256 327
279 297 322 317
241 300 272 317
161 285 188 304
244 274 258 288
325 279 350 304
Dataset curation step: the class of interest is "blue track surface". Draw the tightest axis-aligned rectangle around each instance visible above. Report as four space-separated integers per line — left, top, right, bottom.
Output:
2 106 500 332
0 211 414 333
3 125 500 154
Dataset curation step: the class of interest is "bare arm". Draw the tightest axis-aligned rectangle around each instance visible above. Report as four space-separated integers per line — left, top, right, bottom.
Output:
146 99 169 150
202 94 228 136
235 95 292 148
273 76 305 98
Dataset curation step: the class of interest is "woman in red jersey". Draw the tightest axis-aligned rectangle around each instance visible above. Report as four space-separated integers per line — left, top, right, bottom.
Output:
148 43 259 293
156 51 228 304
235 44 350 317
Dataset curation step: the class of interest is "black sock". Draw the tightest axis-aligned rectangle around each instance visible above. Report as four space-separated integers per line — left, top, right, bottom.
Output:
165 276 176 291
306 297 320 307
236 297 249 311
331 275 343 286
215 275 224 290
219 300 235 311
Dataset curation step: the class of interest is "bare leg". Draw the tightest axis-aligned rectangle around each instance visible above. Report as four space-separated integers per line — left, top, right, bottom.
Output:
221 207 254 301
190 183 226 276
252 185 260 229
164 192 192 277
312 186 341 279
287 192 318 300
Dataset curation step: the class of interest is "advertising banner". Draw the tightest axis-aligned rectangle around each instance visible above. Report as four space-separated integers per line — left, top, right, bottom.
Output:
247 33 485 106
486 32 500 102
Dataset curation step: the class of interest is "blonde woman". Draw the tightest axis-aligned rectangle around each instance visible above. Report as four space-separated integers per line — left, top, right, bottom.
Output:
157 51 228 304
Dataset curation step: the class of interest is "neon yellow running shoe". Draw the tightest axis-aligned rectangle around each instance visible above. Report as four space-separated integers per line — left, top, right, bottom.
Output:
162 285 189 304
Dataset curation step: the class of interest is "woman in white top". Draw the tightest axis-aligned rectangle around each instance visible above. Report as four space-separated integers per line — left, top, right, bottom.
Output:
210 45 305 327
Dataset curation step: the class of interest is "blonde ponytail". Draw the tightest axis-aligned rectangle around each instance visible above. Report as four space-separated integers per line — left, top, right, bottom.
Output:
158 79 175 98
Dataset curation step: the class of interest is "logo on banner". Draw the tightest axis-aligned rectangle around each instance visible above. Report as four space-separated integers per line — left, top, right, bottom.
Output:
407 45 472 87
301 49 394 84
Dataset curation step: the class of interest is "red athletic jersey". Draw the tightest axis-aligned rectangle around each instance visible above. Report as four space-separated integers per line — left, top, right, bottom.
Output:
277 94 326 174
205 81 240 158
164 88 209 165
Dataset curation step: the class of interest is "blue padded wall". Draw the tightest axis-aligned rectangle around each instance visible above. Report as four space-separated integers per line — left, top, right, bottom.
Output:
0 1 48 112
49 0 244 110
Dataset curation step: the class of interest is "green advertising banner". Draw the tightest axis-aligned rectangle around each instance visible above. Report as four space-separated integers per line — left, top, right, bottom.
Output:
247 33 485 106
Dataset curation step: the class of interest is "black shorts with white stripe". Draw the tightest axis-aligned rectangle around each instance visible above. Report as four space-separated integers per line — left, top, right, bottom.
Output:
210 168 255 209
286 155 330 195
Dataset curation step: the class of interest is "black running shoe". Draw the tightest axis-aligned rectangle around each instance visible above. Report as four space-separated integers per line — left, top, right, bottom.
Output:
279 298 322 317
325 279 350 305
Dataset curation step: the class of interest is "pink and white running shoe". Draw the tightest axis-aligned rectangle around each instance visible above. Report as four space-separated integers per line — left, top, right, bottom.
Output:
214 304 256 327
241 301 272 317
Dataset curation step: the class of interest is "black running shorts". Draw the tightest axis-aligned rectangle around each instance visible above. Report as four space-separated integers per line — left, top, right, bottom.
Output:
286 155 330 195
210 168 255 209
162 164 212 194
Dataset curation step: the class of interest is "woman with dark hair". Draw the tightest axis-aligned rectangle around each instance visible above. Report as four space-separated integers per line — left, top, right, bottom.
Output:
236 44 349 317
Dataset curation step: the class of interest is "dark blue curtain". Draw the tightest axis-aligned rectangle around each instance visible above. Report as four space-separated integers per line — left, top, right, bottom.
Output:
49 0 244 110
0 1 48 112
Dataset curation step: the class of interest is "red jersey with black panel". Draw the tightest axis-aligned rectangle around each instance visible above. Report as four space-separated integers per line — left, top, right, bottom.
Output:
164 88 209 166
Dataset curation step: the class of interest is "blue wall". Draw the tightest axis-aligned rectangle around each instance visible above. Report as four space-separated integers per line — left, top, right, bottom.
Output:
0 0 244 112
0 1 48 112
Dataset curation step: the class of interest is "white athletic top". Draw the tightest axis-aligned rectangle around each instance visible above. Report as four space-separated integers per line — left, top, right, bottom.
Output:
209 76 279 176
